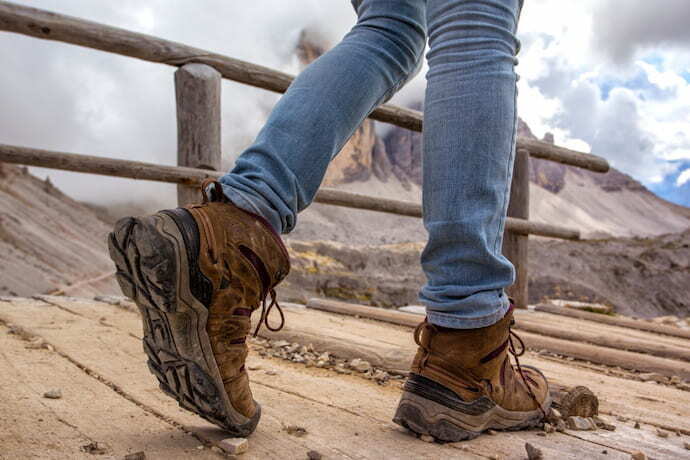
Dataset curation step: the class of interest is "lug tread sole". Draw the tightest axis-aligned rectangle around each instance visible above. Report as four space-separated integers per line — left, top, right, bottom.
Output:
108 215 257 437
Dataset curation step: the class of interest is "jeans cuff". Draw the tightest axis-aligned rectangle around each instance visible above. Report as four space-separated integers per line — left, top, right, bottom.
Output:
218 183 283 234
426 301 510 330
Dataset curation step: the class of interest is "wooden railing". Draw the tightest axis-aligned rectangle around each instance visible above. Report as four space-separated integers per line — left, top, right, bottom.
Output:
0 1 609 307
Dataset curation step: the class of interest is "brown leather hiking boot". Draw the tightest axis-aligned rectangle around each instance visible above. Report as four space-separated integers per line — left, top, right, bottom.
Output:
107 180 289 436
393 307 551 442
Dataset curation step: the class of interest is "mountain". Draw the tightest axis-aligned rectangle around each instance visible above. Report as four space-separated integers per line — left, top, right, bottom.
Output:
0 163 120 297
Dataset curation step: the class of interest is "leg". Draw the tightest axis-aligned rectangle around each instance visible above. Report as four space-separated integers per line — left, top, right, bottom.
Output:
219 0 426 234
420 0 523 328
394 0 551 442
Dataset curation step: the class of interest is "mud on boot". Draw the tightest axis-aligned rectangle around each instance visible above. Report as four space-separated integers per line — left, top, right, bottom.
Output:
107 180 290 437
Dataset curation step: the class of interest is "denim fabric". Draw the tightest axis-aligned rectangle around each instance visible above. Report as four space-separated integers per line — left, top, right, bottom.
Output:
218 0 523 329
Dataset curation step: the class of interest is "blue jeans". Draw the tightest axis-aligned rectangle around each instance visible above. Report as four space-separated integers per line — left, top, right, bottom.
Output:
219 0 523 329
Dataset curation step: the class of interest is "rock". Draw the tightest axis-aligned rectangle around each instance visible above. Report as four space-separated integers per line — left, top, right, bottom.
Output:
536 432 546 437
630 451 647 460
285 343 301 353
218 437 249 455
656 429 669 438
307 450 322 460
348 358 372 373
124 452 146 460
80 442 108 455
43 389 62 399
272 340 289 348
286 425 308 437
593 416 616 431
25 337 48 349
486 429 497 436
616 415 629 422
265 370 278 376
555 419 567 432
546 408 562 424
315 360 329 368
566 416 595 431
543 423 555 433
634 421 641 429
638 372 665 383
317 352 330 362
373 370 390 384
419 434 434 443
525 442 544 460
670 376 682 385
684 441 690 450
291 354 306 364
334 364 351 374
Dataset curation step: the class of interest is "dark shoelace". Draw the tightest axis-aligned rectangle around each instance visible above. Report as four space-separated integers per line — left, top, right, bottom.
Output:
253 288 285 337
507 320 547 419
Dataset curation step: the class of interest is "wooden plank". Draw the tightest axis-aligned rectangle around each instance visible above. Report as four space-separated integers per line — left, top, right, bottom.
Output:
44 296 690 457
0 325 220 459
0 0 611 174
0 298 484 458
503 148 530 308
175 63 222 206
7 297 647 459
306 298 690 379
534 303 690 340
42 296 690 439
0 144 582 240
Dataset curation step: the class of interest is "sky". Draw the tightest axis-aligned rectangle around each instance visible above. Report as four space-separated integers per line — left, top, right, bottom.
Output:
1 0 689 207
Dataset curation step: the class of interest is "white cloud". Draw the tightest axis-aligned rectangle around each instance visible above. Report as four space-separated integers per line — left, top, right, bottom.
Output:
677 169 690 187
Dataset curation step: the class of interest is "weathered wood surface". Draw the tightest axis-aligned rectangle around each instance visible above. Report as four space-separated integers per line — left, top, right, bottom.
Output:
0 144 583 240
503 148 530 308
5 297 688 459
0 326 219 460
0 0 610 173
307 298 690 379
535 303 690 340
175 63 222 206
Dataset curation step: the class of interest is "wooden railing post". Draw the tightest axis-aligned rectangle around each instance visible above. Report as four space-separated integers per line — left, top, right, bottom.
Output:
175 63 222 206
503 148 530 308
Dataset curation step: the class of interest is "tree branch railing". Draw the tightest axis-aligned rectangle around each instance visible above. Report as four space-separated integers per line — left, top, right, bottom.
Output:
0 143 580 241
0 0 609 173
0 1 612 307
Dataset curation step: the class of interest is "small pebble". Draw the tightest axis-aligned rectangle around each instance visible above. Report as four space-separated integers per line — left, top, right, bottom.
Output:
630 451 647 460
124 452 146 460
286 425 308 437
420 434 434 443
634 421 641 429
265 370 278 376
525 442 544 460
43 389 62 399
684 441 690 450
218 437 248 455
536 432 546 437
656 429 669 438
486 429 497 436
307 450 322 460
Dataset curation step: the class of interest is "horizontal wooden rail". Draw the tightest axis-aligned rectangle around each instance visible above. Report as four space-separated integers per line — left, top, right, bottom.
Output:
0 143 580 240
0 1 609 173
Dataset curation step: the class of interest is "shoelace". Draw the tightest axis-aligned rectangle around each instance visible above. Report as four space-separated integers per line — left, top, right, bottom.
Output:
507 320 547 419
253 288 284 337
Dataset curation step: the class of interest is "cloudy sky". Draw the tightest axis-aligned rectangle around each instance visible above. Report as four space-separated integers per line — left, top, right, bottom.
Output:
1 0 689 207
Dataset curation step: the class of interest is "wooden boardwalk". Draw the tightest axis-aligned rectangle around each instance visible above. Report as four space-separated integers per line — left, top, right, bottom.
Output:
0 296 688 459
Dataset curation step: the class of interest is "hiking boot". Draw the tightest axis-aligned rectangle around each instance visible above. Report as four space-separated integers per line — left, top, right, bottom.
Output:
393 307 551 442
107 180 289 436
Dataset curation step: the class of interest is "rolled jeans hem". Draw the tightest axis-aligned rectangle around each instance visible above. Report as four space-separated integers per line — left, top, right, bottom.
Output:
217 183 283 234
426 299 510 329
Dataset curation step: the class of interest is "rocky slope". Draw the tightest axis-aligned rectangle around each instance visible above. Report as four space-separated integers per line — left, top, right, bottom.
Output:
0 163 120 297
279 230 690 318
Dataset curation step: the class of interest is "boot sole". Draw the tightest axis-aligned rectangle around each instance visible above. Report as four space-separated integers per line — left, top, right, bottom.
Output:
393 374 551 442
107 212 260 437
